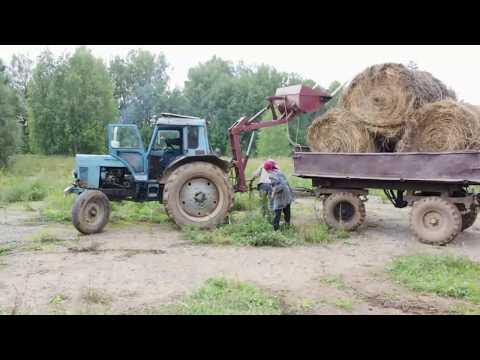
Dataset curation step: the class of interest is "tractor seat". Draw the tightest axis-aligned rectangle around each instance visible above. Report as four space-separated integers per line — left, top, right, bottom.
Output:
166 138 182 147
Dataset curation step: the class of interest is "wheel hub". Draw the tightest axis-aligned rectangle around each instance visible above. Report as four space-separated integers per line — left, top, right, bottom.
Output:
84 202 101 225
423 211 442 230
179 178 219 217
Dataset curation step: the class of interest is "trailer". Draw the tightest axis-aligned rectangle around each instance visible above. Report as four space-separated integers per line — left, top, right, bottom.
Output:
291 151 480 245
228 85 480 246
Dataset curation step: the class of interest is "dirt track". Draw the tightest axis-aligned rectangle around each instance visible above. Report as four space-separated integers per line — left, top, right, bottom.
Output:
1 197 479 315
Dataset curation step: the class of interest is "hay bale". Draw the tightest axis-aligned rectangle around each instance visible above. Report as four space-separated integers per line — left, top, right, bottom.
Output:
340 63 455 136
307 108 376 152
396 100 480 152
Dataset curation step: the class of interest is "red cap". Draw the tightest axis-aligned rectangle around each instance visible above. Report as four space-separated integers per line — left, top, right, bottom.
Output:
263 159 278 171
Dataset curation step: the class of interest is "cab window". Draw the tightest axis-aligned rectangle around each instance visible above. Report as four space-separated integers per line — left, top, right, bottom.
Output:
188 126 199 149
154 129 182 151
111 126 141 149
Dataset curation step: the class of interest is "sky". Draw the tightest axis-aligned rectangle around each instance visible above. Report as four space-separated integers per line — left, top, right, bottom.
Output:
1 45 480 103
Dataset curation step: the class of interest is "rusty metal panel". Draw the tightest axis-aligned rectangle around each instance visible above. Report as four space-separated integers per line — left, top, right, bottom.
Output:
273 85 330 113
293 151 480 185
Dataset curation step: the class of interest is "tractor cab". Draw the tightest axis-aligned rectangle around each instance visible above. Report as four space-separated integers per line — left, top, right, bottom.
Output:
107 113 212 181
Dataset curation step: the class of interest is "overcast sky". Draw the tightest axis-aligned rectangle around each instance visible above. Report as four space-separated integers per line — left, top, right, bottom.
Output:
1 45 480 103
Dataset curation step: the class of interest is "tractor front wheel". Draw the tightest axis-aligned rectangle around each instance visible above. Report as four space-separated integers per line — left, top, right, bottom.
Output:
163 162 234 228
72 190 111 234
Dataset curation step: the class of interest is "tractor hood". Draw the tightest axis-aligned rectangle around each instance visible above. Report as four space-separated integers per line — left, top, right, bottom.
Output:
74 154 126 188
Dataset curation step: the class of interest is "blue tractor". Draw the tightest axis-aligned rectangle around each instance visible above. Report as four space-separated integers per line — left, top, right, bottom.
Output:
65 85 330 234
65 113 233 234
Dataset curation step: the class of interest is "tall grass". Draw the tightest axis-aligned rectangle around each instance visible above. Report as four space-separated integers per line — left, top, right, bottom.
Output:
0 155 74 204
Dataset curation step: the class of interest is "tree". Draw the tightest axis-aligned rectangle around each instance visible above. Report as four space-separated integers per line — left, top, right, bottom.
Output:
0 60 19 167
183 57 317 155
7 54 33 152
256 124 291 157
29 47 117 155
110 49 169 122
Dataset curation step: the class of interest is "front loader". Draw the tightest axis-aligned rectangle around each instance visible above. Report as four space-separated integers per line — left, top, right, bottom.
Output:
65 87 331 234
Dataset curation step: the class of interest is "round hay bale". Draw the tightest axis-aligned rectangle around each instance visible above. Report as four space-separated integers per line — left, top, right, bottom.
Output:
341 63 455 134
396 100 480 152
307 108 376 153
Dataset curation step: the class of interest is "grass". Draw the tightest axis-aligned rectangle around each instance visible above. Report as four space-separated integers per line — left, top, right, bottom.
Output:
81 288 112 306
184 212 298 247
333 298 354 311
49 293 70 305
158 278 283 315
0 244 15 256
320 275 349 290
387 254 480 304
184 207 345 247
0 155 74 205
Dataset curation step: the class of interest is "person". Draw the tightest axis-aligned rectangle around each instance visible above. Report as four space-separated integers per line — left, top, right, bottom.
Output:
251 160 274 217
263 159 294 231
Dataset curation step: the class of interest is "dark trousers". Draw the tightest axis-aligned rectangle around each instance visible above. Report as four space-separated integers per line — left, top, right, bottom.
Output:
273 204 291 231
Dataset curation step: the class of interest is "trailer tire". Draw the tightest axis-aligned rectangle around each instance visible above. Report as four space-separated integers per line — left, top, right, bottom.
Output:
456 204 478 231
410 197 461 245
72 190 111 234
322 192 366 231
163 162 234 228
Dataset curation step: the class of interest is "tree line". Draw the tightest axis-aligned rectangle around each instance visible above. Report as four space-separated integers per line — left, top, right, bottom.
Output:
0 46 342 167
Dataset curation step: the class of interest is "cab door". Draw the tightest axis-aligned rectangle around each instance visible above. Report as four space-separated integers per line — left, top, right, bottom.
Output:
108 124 146 175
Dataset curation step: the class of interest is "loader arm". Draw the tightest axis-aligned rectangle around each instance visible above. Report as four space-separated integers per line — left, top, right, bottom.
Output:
228 84 332 192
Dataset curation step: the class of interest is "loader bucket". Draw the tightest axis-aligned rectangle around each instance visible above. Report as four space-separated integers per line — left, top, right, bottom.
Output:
270 85 332 114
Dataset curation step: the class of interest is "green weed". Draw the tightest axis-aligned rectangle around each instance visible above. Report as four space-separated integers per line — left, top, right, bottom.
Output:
184 212 297 247
159 278 283 315
333 298 354 311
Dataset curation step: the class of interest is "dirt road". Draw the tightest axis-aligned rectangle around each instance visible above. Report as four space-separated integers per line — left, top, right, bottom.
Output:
1 197 479 315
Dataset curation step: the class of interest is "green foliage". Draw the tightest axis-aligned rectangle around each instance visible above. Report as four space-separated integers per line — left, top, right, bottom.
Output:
183 57 319 155
0 61 20 168
29 48 117 155
333 298 354 311
109 49 169 144
110 202 170 224
159 278 282 315
257 124 292 157
184 212 297 247
387 255 480 304
0 155 73 204
301 223 331 244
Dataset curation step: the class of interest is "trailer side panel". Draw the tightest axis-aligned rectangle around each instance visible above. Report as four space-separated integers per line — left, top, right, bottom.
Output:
293 151 480 185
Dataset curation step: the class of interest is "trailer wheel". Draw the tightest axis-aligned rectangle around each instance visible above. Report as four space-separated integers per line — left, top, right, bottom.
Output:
72 190 111 234
456 204 478 231
322 192 366 231
410 197 462 245
163 162 234 228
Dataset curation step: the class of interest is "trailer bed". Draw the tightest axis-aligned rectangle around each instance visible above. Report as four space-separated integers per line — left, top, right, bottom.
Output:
293 151 480 185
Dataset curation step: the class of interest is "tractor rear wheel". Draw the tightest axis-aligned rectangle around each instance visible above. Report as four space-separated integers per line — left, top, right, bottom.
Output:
72 190 111 234
410 197 462 245
163 162 234 228
322 192 366 231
